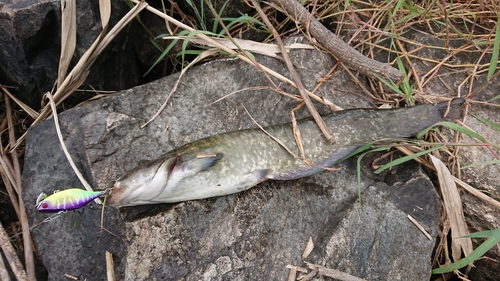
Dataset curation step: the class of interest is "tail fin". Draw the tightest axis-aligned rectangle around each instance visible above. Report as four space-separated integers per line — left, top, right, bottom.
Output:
436 98 465 120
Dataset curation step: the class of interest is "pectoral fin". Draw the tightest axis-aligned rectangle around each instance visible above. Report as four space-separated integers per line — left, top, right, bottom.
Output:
236 168 272 191
177 153 223 174
165 153 223 187
254 168 271 182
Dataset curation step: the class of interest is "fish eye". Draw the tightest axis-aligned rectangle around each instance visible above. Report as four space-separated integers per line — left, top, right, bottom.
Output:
41 202 49 209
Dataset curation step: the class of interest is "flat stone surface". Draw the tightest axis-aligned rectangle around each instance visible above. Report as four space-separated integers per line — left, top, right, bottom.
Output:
23 38 441 280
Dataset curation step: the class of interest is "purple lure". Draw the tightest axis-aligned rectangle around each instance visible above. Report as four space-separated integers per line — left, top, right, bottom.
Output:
36 188 104 213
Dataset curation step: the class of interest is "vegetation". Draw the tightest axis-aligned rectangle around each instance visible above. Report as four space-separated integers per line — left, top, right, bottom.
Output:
0 0 499 280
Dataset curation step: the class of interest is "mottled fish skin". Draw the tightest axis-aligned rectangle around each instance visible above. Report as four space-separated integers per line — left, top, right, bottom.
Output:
108 99 464 207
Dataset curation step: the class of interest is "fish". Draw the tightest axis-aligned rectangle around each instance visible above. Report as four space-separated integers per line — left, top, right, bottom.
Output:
36 188 104 213
108 99 465 207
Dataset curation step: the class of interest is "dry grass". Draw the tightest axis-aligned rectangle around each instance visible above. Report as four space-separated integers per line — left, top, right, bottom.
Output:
1 0 499 280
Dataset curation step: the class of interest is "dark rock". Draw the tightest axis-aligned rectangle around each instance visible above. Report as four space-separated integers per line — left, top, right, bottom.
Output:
0 0 267 109
23 38 440 280
408 32 500 280
0 0 155 108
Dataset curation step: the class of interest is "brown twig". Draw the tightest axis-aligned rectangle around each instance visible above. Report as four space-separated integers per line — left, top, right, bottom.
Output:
241 104 299 158
130 0 343 119
5 96 36 280
46 93 100 203
57 0 76 88
0 85 38 119
268 0 404 83
0 249 11 281
250 0 336 143
0 223 28 281
0 164 20 221
306 262 367 281
291 102 307 160
106 251 116 281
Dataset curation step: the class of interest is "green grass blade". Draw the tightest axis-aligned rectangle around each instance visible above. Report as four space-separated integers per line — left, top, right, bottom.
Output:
341 143 376 162
391 0 406 18
242 50 255 61
373 74 403 95
210 0 231 34
199 0 205 29
471 113 500 131
461 159 500 169
356 151 368 206
487 13 500 80
374 146 443 174
181 30 218 67
416 122 486 142
149 38 164 52
144 37 182 76
432 236 500 274
461 228 500 239
488 95 500 102
395 56 414 105
219 14 267 35
176 49 206 56
185 0 206 30
337 138 415 164
124 0 141 20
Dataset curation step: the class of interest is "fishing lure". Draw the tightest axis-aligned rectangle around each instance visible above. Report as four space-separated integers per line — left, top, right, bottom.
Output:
36 188 105 213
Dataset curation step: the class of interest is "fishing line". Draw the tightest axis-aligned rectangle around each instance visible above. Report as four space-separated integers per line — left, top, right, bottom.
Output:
9 211 67 239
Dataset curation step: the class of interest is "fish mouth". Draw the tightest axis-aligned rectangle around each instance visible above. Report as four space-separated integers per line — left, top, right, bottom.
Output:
107 181 126 207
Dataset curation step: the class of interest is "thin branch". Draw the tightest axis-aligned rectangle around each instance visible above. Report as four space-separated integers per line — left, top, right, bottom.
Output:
250 0 336 143
5 96 35 281
129 0 341 117
241 104 299 158
46 93 100 203
0 164 20 220
306 262 367 281
269 0 404 83
106 251 116 281
0 248 12 281
0 223 28 281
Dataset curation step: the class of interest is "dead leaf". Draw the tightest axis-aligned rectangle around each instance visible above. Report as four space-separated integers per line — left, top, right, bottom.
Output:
99 0 111 30
302 237 314 259
430 155 473 262
306 262 367 281
57 0 76 87
190 37 314 58
106 251 115 281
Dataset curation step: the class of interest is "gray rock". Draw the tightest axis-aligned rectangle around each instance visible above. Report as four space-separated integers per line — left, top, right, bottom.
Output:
23 39 440 280
409 32 500 280
0 0 149 108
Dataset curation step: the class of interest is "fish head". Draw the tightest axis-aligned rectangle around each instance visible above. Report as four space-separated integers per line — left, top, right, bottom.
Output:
107 156 177 207
108 153 224 207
